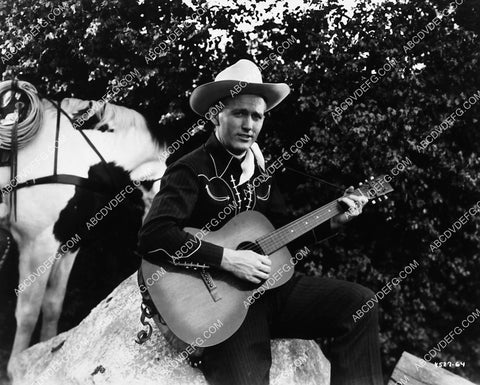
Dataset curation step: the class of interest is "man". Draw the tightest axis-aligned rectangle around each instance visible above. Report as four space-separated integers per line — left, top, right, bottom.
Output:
137 59 383 385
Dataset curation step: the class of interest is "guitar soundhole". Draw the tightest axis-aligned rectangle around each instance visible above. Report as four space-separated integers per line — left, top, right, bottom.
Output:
237 241 264 254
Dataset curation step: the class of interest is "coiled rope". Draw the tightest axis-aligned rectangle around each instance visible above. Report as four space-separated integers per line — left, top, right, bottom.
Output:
0 80 43 150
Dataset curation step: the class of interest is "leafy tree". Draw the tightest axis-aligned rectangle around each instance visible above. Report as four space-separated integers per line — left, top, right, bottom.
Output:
1 0 479 382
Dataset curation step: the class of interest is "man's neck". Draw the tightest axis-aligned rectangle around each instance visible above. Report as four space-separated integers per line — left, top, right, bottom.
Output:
226 148 246 160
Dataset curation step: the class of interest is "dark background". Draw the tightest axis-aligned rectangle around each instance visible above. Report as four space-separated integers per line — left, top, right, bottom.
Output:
1 0 479 383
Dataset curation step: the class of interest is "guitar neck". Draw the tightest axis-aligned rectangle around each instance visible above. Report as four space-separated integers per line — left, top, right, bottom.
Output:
256 200 344 255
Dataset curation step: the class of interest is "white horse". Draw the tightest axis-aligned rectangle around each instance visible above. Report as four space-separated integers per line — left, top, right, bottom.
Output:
1 95 167 377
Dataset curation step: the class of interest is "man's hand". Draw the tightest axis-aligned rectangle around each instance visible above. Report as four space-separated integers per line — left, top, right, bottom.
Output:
220 248 271 284
330 186 368 230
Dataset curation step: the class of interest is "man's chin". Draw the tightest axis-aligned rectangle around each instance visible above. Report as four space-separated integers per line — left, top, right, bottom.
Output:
232 142 252 154
225 138 251 153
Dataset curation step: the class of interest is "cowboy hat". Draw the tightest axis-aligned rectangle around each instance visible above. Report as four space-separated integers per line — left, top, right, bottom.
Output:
189 59 290 116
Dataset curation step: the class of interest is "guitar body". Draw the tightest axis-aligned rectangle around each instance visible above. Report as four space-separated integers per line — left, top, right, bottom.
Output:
141 210 293 347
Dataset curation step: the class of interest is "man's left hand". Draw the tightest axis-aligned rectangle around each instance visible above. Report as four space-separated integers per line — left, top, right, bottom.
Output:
330 186 368 230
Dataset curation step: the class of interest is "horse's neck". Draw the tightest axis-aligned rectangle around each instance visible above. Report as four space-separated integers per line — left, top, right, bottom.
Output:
81 128 162 172
59 98 161 171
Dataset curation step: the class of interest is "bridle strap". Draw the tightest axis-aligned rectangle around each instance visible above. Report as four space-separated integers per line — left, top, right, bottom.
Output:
44 97 108 165
9 79 19 221
53 98 61 175
43 97 119 192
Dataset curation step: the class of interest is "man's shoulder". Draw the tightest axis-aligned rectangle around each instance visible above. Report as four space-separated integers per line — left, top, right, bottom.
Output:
168 143 209 172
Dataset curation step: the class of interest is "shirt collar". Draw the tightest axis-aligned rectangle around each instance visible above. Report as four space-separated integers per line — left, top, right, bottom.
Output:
204 132 242 175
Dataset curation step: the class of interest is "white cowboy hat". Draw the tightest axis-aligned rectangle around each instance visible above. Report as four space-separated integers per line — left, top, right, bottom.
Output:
189 59 290 116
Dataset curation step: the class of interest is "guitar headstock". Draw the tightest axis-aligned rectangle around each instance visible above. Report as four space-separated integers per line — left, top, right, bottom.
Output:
354 175 394 204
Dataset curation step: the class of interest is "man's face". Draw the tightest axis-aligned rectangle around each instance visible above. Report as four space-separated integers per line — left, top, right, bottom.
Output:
214 94 266 155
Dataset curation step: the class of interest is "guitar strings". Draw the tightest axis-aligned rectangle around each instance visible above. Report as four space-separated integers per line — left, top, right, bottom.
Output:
258 181 386 252
253 200 340 254
238 182 384 254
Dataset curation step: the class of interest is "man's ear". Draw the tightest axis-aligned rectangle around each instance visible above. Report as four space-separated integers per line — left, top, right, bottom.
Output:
210 113 220 126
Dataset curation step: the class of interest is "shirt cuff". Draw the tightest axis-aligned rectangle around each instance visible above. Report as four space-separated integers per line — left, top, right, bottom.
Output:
196 241 224 268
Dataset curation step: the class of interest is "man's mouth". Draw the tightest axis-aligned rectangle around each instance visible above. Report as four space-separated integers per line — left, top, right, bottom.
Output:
237 133 253 140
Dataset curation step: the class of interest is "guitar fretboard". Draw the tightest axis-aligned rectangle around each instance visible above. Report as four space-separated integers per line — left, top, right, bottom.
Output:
256 200 343 255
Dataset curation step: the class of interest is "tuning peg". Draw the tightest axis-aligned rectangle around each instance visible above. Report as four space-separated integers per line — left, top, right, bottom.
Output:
365 179 368 183
371 200 376 204
358 182 363 186
370 176 374 180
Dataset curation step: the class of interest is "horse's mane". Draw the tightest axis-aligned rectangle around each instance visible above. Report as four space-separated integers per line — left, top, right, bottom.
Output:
95 101 149 134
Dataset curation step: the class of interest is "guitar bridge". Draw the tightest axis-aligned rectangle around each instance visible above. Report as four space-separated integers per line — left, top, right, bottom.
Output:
200 270 222 302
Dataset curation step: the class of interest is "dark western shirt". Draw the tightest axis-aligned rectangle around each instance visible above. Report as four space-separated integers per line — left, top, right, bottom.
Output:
137 133 336 269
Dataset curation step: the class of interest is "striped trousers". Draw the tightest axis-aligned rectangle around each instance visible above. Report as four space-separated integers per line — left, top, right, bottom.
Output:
201 272 384 385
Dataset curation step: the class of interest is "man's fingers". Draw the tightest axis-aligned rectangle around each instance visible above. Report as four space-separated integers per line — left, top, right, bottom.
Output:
255 271 270 280
348 194 368 205
249 276 261 284
344 185 354 195
339 195 368 209
338 197 356 210
338 195 367 218
259 255 271 266
257 263 271 274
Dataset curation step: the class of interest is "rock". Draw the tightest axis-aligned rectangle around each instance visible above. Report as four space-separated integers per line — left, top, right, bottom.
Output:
10 273 330 385
388 352 477 385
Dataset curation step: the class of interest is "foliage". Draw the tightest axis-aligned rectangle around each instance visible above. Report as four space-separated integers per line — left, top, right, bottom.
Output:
1 0 479 381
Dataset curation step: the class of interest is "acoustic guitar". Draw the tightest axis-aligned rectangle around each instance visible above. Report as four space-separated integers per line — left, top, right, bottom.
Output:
141 176 393 347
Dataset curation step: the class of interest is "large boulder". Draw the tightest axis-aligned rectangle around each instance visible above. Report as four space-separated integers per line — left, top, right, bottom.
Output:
10 273 330 385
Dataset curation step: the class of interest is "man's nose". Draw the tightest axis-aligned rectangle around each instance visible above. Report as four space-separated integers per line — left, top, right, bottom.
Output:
242 115 253 130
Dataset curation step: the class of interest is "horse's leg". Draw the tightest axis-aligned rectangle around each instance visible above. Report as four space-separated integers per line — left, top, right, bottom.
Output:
40 247 80 341
7 228 59 377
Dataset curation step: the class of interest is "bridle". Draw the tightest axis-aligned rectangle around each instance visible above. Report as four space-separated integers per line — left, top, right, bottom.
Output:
0 80 162 220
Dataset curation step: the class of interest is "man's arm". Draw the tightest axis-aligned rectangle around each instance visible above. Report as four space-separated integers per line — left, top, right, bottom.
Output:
137 162 224 268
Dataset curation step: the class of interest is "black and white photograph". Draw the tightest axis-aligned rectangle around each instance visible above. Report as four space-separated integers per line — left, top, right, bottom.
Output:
0 0 479 384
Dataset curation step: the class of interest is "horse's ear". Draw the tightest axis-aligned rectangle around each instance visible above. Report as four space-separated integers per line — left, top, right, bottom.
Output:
72 101 109 131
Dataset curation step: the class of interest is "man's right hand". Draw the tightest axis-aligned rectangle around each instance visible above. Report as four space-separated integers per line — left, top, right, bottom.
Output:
220 248 271 284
